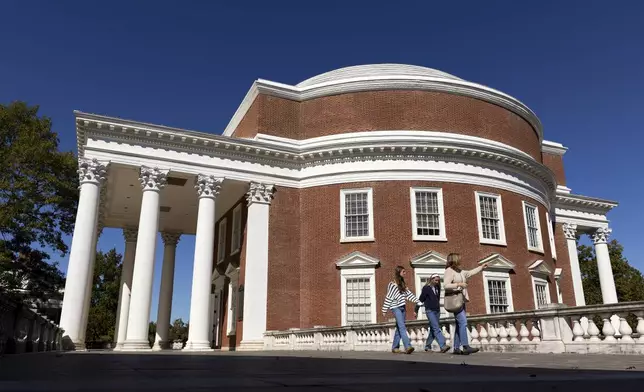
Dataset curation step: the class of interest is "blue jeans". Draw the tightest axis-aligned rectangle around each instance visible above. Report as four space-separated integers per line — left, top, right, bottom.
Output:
425 309 446 349
452 306 469 349
391 306 411 350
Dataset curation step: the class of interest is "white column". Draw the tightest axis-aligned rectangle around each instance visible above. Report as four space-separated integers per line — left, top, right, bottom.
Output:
184 175 223 351
239 182 275 351
122 167 168 351
59 158 107 350
152 232 181 350
77 221 103 350
113 227 137 350
563 223 586 306
592 227 618 304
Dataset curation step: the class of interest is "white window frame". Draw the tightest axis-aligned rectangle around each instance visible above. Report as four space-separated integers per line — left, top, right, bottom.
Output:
410 187 447 241
483 271 514 314
531 276 551 309
522 201 544 253
340 188 375 243
225 266 239 336
546 212 557 260
413 269 448 320
474 191 507 246
336 251 378 326
230 204 243 255
217 218 227 263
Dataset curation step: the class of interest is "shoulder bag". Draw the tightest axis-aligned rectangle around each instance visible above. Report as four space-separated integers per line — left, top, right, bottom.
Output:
443 271 465 313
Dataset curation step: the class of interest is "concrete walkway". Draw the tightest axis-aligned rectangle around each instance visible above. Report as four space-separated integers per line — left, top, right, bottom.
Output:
1 350 643 391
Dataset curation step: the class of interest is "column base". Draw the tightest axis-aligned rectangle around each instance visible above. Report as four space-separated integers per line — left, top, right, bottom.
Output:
151 340 170 351
112 342 124 351
121 339 152 351
182 340 213 352
238 340 265 351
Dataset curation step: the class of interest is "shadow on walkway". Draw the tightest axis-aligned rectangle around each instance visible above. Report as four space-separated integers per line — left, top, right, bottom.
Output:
1 351 643 391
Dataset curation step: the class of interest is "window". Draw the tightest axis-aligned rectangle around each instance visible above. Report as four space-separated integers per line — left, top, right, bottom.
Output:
411 250 448 320
535 282 548 308
475 192 506 245
225 265 239 336
416 275 448 319
336 251 378 325
345 278 372 324
340 188 374 242
546 212 557 259
522 201 544 253
410 188 447 241
230 204 242 255
483 270 514 314
217 218 227 263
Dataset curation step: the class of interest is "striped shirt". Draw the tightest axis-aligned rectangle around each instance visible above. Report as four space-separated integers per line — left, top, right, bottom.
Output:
381 281 421 313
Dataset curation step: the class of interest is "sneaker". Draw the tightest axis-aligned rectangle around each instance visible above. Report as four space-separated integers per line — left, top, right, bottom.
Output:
424 347 432 352
453 349 469 355
405 346 415 354
463 346 479 354
392 348 401 354
440 345 451 353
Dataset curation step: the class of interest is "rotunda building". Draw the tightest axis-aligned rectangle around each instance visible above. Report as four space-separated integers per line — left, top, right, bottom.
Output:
62 64 618 352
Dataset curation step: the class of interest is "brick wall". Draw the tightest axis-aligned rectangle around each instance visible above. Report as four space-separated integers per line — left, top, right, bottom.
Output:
542 153 567 185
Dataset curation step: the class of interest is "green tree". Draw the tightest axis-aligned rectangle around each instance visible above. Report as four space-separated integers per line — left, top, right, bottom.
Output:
0 101 78 304
169 318 189 343
85 249 122 343
579 239 644 304
148 321 157 347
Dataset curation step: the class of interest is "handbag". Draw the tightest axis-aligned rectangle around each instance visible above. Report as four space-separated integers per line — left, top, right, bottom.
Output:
443 271 465 313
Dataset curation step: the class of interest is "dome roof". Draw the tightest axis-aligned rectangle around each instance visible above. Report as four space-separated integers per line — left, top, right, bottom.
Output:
296 64 463 88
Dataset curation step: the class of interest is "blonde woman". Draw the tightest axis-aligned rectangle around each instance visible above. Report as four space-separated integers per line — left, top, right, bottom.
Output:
443 253 489 355
381 266 422 354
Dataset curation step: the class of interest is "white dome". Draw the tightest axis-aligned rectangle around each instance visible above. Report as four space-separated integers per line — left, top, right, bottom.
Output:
296 64 463 88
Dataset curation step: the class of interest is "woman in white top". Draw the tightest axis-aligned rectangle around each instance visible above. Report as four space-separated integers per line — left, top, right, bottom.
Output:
443 253 489 355
381 266 422 354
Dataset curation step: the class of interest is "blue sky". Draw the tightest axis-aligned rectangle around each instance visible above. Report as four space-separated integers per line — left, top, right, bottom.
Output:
2 1 643 322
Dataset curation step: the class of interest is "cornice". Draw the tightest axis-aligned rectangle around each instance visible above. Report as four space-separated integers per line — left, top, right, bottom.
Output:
75 113 557 197
542 140 568 156
222 75 543 142
555 193 618 214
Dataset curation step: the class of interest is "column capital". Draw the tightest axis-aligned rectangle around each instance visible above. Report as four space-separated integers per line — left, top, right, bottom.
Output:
123 227 138 242
562 223 578 240
246 182 275 205
139 166 169 192
592 227 612 245
161 232 182 246
194 174 223 199
78 158 108 185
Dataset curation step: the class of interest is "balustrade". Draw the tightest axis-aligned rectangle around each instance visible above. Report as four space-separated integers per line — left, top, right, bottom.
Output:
264 302 644 355
0 296 63 355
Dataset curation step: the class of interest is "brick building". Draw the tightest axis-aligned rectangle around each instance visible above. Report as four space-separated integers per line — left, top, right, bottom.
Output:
60 64 618 352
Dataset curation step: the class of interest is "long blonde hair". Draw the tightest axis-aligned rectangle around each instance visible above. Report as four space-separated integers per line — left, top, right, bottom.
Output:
446 253 462 272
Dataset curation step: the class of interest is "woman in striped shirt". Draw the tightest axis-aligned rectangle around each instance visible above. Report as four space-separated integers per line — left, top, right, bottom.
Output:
381 266 422 354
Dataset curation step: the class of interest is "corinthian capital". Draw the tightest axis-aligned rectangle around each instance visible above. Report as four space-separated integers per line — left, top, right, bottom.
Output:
592 227 612 245
139 166 169 191
161 232 182 246
562 223 577 240
78 158 108 185
123 227 138 243
246 182 275 205
195 174 223 199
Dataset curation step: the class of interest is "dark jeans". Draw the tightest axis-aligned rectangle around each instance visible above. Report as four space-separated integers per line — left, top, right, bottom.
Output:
424 309 446 349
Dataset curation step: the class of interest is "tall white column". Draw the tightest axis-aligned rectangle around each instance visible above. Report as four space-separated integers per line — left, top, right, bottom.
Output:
592 227 618 304
77 221 103 350
563 223 586 306
59 158 107 350
239 182 275 351
152 232 181 350
184 175 223 351
113 227 138 350
122 167 168 351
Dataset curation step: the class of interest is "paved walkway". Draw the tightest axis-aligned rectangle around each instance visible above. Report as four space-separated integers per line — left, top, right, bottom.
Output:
1 350 644 391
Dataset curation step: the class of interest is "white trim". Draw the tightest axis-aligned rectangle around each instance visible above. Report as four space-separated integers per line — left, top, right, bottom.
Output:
412 268 447 320
340 188 374 243
554 268 563 304
474 191 507 246
541 140 568 156
482 270 515 314
410 250 447 267
546 211 557 260
410 187 447 241
478 253 515 271
528 259 552 277
225 265 239 336
230 204 243 255
336 252 378 326
217 218 227 263
531 276 551 309
221 65 543 141
522 201 544 253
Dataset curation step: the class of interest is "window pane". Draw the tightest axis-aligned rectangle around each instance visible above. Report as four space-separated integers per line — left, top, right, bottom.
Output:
479 196 500 240
346 277 371 324
535 283 548 308
344 192 370 238
487 279 509 313
415 191 441 236
525 205 540 249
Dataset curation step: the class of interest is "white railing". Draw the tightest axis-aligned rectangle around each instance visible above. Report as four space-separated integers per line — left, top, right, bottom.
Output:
264 302 644 355
0 296 64 355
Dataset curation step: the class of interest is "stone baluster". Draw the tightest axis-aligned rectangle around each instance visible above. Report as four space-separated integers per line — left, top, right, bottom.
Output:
519 321 530 342
442 325 451 346
488 323 498 344
637 313 644 343
587 318 601 342
498 324 509 344
508 321 519 343
479 324 489 345
572 319 585 342
618 316 634 343
530 319 541 343
601 315 617 342
470 325 480 346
